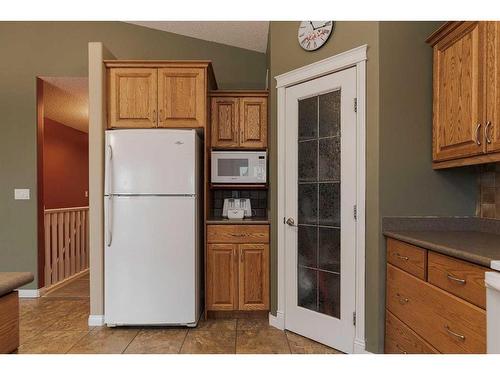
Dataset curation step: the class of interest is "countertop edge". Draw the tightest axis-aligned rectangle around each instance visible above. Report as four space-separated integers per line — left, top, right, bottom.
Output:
383 231 493 268
206 219 270 225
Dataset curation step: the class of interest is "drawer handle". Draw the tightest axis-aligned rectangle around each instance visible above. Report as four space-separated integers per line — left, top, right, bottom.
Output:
396 293 409 305
394 253 409 261
444 325 466 341
447 274 466 285
232 233 246 237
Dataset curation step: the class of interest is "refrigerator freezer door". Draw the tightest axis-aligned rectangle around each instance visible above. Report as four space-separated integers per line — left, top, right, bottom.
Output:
105 195 199 325
105 129 197 195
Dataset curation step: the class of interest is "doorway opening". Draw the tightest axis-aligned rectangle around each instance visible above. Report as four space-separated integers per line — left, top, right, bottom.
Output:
36 76 90 296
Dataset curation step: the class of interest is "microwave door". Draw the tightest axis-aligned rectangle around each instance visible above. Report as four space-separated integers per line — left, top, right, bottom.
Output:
211 151 267 184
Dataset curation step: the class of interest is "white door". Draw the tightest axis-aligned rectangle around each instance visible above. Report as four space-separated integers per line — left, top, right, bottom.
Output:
104 195 199 325
284 67 357 353
105 129 197 195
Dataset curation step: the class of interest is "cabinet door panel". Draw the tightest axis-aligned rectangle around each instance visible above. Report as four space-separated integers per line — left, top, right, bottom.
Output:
108 68 157 128
207 244 237 311
211 97 239 147
239 97 267 148
158 68 206 128
486 21 500 152
238 244 269 310
433 22 485 161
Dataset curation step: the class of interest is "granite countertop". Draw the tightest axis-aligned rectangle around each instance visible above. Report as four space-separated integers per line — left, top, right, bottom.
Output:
206 216 270 225
383 217 500 269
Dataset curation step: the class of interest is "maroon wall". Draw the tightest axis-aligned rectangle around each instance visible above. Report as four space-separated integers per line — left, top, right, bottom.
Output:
43 118 89 209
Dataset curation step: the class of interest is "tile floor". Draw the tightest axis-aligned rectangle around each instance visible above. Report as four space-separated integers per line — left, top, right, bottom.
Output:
16 272 341 354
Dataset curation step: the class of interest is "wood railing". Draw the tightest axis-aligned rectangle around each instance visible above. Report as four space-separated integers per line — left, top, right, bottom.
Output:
44 206 89 287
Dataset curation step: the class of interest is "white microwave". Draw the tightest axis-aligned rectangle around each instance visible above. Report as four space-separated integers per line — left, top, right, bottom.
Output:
211 151 267 184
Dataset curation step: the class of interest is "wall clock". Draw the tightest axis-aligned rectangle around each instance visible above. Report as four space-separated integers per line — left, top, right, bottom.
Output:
298 21 334 51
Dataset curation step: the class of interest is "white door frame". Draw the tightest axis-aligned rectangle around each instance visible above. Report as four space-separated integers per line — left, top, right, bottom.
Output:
271 45 367 354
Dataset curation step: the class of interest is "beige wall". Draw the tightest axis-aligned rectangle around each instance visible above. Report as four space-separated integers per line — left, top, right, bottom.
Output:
0 22 267 289
268 21 478 353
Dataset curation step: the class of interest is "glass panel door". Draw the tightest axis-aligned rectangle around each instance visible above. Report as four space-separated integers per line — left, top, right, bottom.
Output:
297 90 341 318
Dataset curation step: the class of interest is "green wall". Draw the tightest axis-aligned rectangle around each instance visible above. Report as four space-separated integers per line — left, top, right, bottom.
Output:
0 21 267 289
377 22 477 350
268 21 478 353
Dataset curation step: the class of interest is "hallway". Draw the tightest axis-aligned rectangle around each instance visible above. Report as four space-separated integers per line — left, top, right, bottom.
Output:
17 274 340 354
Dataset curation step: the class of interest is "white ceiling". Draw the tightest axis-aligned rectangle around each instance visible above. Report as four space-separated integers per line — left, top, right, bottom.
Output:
42 77 89 133
128 21 269 53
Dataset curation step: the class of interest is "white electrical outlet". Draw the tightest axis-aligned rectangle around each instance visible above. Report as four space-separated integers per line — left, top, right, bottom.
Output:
14 188 30 200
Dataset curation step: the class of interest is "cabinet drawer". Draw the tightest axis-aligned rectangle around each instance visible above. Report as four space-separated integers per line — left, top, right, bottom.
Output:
385 310 439 354
387 238 427 280
428 252 487 309
207 225 269 244
387 263 486 353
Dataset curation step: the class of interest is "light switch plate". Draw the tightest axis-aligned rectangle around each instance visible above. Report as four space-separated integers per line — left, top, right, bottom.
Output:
14 188 30 200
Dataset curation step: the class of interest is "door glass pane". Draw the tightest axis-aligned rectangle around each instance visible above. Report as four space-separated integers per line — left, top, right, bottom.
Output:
297 90 341 319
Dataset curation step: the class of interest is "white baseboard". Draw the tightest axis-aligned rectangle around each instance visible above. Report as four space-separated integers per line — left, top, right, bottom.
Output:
268 311 285 330
353 338 371 354
17 289 40 298
88 315 105 326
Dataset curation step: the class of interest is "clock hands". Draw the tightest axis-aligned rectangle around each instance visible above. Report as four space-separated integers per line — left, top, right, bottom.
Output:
310 21 331 31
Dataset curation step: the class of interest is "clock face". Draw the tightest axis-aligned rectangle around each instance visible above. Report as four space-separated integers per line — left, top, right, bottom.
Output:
298 21 334 51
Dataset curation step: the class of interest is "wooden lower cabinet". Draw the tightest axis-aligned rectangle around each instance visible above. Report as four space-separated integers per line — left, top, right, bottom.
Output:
238 244 269 310
0 291 19 354
206 225 269 312
385 238 487 354
385 310 439 354
206 244 237 310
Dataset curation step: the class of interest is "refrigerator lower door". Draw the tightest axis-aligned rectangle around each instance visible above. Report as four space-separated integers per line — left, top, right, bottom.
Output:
105 195 199 326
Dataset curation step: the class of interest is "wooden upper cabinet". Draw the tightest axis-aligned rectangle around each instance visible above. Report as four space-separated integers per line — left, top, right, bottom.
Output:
210 92 268 149
211 97 239 147
238 244 269 311
106 61 216 129
239 97 268 148
158 67 206 128
486 21 500 153
108 68 157 128
430 22 485 162
207 244 237 311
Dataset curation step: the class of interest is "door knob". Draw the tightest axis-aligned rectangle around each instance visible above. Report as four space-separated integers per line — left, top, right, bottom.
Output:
286 217 297 227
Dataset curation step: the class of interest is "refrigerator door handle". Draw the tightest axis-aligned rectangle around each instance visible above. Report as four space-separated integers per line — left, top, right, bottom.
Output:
107 196 113 247
107 145 113 195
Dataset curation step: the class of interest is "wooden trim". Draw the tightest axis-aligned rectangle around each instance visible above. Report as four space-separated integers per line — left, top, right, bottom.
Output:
209 90 269 97
44 206 89 213
426 21 464 45
104 60 212 68
36 77 45 289
432 151 500 169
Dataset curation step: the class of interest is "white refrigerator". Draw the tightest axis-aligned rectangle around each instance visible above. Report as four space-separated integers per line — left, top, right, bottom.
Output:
104 129 202 327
